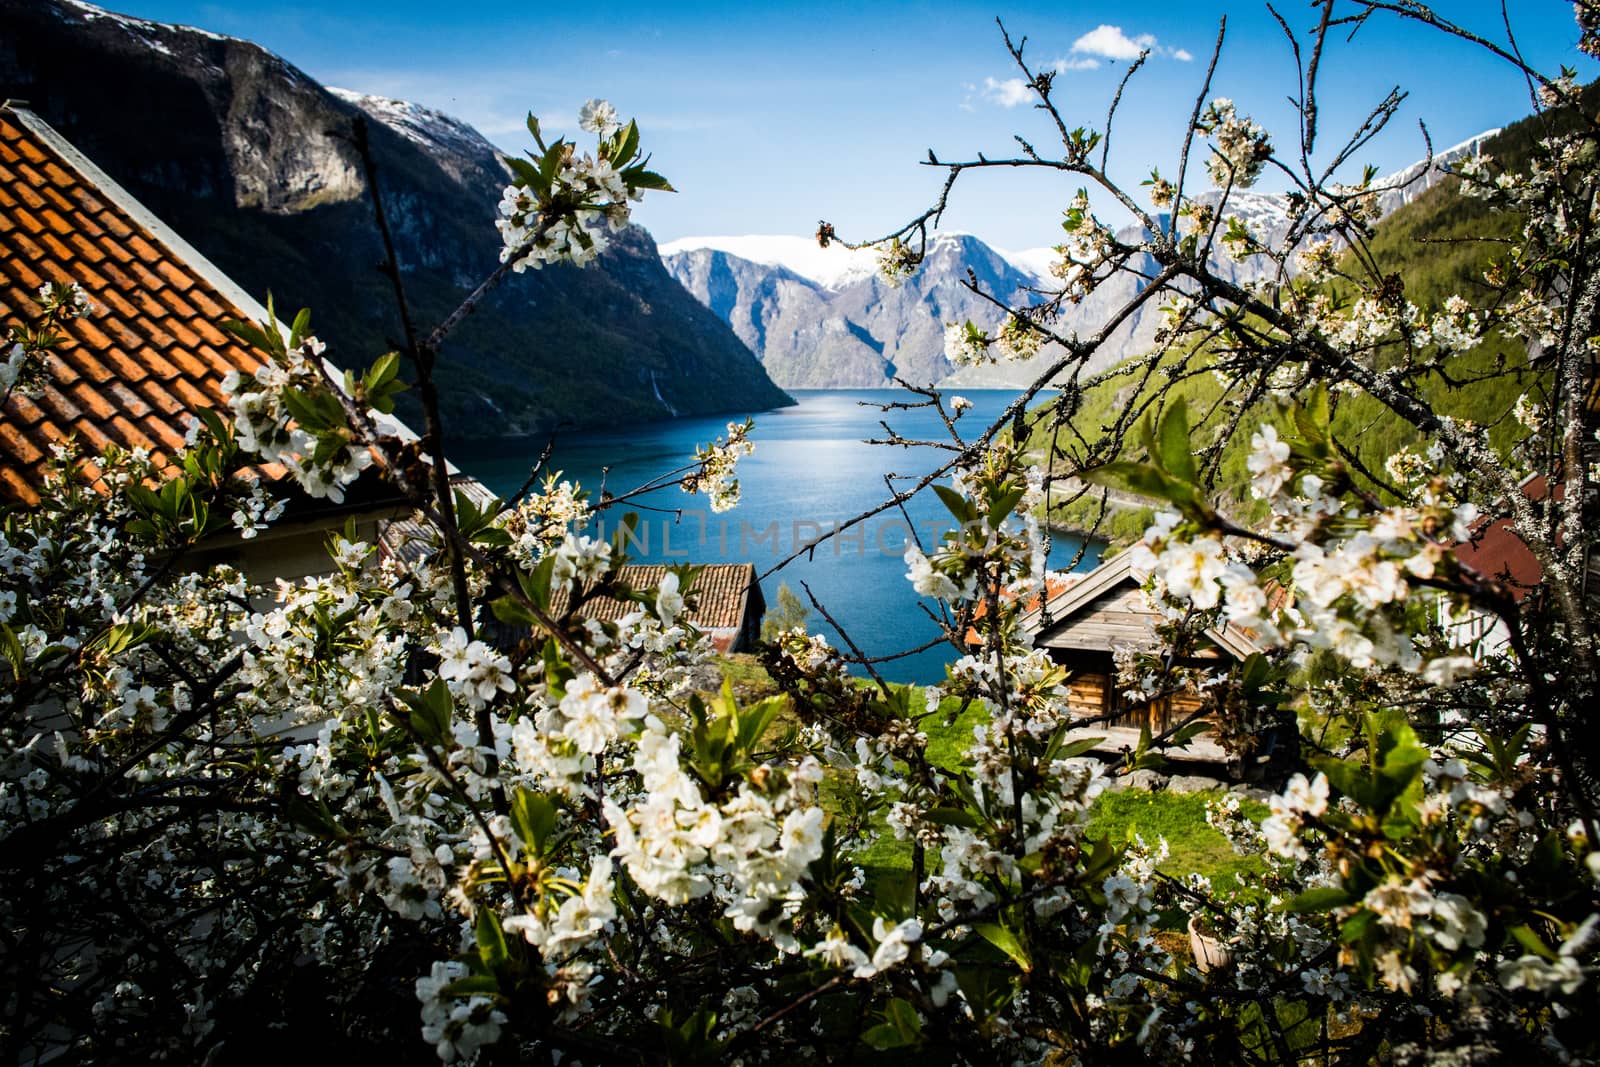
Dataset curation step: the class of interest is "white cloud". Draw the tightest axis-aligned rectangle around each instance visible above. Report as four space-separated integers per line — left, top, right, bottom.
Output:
1070 24 1193 63
983 76 1033 108
1053 56 1101 72
1072 24 1154 60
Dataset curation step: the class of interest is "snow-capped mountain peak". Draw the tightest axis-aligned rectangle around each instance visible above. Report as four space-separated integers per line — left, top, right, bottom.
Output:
657 234 880 290
61 0 242 45
327 88 503 172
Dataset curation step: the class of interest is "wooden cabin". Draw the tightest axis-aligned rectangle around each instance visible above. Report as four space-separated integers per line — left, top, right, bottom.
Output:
1018 553 1259 732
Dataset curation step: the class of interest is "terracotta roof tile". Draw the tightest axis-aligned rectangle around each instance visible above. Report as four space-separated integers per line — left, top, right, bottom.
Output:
154 259 195 292
192 319 231 347
14 178 46 210
71 419 113 454
188 287 226 319
8 393 46 426
138 346 182 381
0 467 38 506
131 377 187 419
108 414 157 451
154 286 197 319
169 377 214 411
65 380 118 421
36 383 84 422
41 261 79 286
89 208 133 241
124 232 161 262
42 185 77 216
55 343 116 384
39 232 74 263
0 422 45 467
40 161 76 188
40 207 72 235
0 108 275 503
93 287 137 319
66 231 106 264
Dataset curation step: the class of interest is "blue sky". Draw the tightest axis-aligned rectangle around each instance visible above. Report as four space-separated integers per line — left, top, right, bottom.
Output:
107 1 1595 249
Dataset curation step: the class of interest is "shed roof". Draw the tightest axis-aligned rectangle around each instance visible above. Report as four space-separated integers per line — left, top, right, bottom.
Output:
550 562 764 632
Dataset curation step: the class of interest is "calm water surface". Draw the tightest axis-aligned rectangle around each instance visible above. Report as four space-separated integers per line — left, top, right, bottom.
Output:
461 390 1103 683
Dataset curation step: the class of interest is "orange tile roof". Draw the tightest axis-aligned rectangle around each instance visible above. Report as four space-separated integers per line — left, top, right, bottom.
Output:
0 105 272 506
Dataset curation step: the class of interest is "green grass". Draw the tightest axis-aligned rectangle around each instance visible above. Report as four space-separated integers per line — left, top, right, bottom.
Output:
1086 788 1267 892
802 688 1269 898
714 653 781 701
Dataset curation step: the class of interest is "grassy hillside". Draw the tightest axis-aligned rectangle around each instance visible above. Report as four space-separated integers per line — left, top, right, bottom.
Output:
1024 85 1595 540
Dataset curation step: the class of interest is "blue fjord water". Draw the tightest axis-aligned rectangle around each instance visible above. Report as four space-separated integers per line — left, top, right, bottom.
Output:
461 389 1102 683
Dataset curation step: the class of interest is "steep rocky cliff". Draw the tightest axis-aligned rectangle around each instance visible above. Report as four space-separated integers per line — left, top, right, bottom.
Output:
0 0 792 438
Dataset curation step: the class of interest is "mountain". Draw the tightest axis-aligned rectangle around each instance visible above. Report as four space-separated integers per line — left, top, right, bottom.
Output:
662 232 1040 388
0 0 792 439
663 133 1496 391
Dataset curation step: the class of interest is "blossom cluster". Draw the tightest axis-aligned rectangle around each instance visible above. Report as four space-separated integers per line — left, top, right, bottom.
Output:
223 335 374 502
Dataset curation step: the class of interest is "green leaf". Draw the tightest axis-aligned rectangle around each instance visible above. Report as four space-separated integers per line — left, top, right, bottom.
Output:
1510 924 1558 961
1080 461 1189 505
932 484 975 525
611 119 640 166
624 167 675 192
0 623 23 679
1045 732 1105 762
862 997 922 1049
490 595 538 628
987 485 1026 525
1282 887 1355 913
975 922 1032 971
288 307 312 348
396 676 454 747
1312 754 1379 811
510 788 558 856
475 908 509 971
924 807 982 828
1339 910 1375 943
1154 397 1197 482
735 693 786 754
366 351 400 389
506 156 542 190
1169 721 1213 748
518 556 557 614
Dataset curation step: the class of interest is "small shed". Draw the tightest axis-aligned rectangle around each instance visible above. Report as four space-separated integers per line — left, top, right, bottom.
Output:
1019 552 1258 732
550 562 766 654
